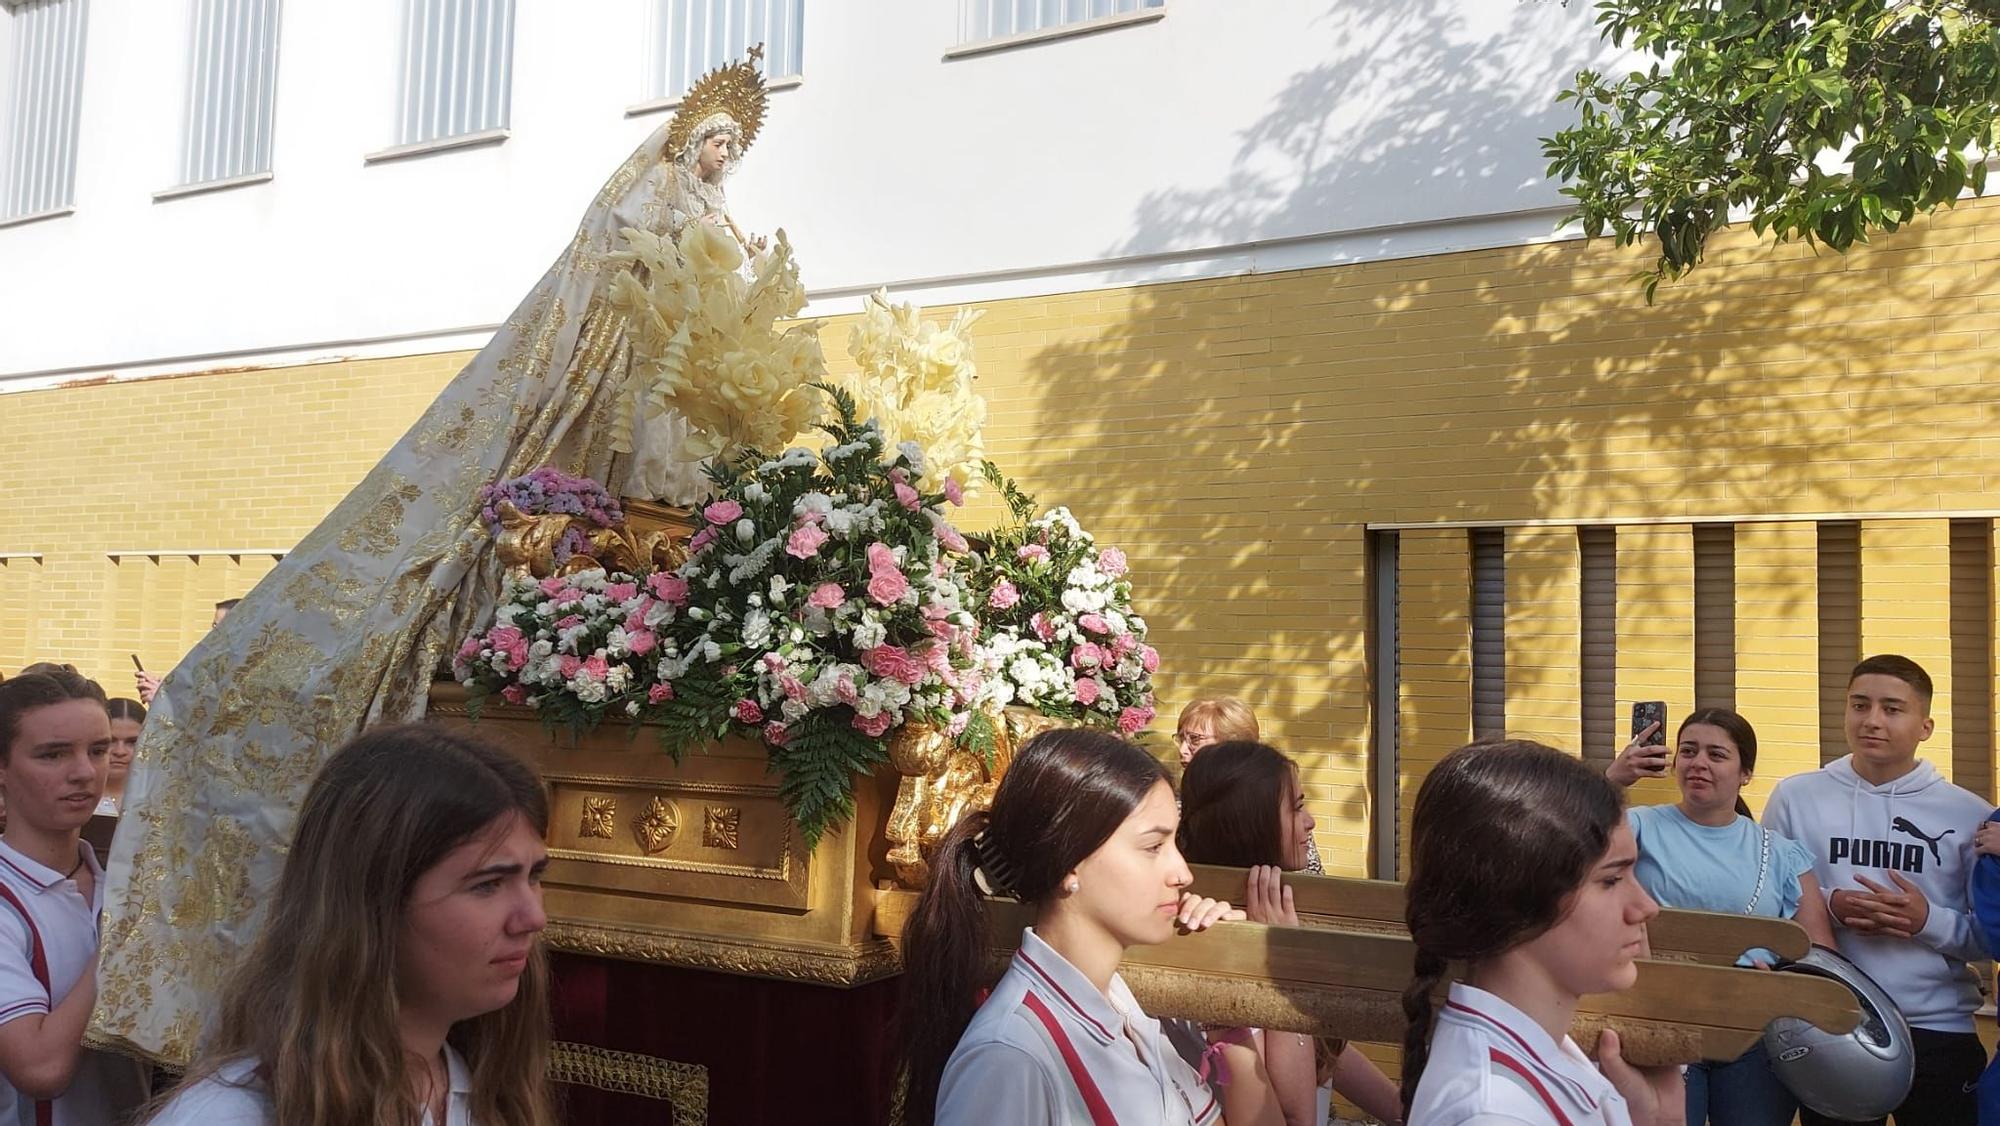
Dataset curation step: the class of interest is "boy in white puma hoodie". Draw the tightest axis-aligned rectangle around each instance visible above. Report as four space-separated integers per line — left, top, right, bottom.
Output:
1764 654 1992 1126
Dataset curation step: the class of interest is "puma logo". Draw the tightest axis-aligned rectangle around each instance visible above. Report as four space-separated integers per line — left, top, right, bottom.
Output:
1890 817 1954 864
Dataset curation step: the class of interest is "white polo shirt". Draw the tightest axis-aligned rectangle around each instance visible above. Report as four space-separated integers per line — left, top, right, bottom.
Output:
936 928 1221 1126
1408 983 1629 1126
148 1044 475 1125
0 838 148 1126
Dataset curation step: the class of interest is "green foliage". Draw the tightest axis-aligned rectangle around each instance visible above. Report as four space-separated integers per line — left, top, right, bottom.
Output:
765 710 889 850
1543 0 2000 298
980 459 1041 527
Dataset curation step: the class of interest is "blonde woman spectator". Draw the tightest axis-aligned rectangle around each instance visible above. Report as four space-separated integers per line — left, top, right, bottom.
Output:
1173 697 1322 873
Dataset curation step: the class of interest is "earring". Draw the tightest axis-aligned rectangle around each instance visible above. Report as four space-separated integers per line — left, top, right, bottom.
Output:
1065 878 1079 894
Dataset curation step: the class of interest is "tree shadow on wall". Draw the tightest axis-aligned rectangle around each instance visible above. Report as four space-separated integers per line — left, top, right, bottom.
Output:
990 0 1992 874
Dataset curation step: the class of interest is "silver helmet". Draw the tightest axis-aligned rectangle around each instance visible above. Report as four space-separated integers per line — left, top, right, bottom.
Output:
1762 945 1914 1119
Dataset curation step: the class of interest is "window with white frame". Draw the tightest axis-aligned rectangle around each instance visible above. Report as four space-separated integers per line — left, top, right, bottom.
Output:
394 0 514 148
959 0 1160 45
646 0 802 105
178 0 282 187
2 0 89 221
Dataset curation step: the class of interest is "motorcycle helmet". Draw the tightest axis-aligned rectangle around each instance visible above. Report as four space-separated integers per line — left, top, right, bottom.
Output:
1762 945 1914 1119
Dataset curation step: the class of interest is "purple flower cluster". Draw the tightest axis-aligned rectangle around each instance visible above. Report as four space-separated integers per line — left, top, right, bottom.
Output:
478 467 625 564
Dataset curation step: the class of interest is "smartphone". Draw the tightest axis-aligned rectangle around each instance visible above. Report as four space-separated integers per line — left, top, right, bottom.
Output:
1631 701 1667 747
129 654 146 673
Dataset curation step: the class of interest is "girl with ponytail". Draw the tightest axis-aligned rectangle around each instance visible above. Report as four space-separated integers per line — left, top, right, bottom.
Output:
1402 740 1681 1126
897 728 1246 1126
1604 709 1835 1125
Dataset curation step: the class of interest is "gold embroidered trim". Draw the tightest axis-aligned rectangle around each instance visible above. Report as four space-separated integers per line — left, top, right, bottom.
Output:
550 1041 707 1124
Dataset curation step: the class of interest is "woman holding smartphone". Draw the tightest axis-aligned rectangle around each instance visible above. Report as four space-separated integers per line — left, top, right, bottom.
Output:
1604 708 1835 1126
1402 739 1682 1125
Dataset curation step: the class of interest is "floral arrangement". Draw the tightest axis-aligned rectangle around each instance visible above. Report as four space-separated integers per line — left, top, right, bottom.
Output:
610 220 827 466
453 569 658 731
837 290 987 494
476 467 625 567
643 387 985 844
964 464 1158 735
455 386 986 847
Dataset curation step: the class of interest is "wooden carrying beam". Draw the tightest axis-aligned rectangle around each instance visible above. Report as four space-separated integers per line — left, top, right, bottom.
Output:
873 889 1856 1068
1185 865 1812 966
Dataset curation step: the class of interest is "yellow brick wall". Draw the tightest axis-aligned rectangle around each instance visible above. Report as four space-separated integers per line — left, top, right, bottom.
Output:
1734 522 1821 811
10 196 2000 871
1615 525 1695 810
1858 519 1956 779
1502 527 1580 751
1393 529 1472 878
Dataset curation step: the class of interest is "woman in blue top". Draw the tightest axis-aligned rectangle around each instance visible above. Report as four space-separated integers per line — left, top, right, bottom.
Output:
1605 707 1837 1126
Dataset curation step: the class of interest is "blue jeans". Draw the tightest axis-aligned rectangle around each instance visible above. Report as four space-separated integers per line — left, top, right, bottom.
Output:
1686 1043 1798 1126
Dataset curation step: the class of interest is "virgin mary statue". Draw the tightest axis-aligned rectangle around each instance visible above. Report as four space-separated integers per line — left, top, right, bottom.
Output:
92 52 773 1061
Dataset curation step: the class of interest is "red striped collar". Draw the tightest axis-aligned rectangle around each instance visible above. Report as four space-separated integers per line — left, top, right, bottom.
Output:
0 839 88 893
1015 928 1120 1045
1489 1048 1577 1126
1442 985 1601 1112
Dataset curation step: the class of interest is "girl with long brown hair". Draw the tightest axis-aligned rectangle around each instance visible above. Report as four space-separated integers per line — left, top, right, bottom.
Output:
898 728 1243 1126
146 724 555 1126
1178 741 1402 1126
1401 740 1682 1126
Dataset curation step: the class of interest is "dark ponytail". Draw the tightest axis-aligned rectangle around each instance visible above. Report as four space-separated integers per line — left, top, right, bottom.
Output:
1401 740 1624 1116
896 729 1168 1126
1677 708 1759 820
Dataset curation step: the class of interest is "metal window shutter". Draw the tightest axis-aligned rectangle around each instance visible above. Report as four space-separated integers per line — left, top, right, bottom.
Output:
1578 527 1617 761
1693 524 1737 711
1817 522 1861 765
1950 519 1993 801
1470 528 1505 740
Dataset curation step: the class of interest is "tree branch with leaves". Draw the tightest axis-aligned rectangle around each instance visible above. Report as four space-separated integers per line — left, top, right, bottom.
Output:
1543 0 2000 299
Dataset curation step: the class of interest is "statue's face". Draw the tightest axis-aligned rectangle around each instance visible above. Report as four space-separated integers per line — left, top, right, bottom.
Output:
696 132 733 180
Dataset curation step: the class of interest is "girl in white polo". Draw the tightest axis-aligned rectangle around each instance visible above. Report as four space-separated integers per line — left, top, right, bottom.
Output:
897 728 1245 1126
1401 740 1685 1126
0 669 149 1126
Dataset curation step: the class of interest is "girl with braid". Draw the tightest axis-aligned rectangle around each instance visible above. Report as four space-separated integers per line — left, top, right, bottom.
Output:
897 729 1248 1126
1401 740 1684 1126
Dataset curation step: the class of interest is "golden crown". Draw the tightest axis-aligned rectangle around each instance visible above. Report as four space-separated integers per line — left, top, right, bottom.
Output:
666 44 770 160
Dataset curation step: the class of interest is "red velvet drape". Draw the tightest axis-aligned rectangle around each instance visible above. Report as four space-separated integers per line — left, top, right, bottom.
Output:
550 951 903 1125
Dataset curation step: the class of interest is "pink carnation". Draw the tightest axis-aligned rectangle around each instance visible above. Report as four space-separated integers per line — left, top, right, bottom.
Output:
647 682 674 704
852 710 895 738
688 527 717 554
734 699 765 725
458 636 484 662
933 519 969 554
1117 705 1154 735
486 626 528 671
1141 645 1160 674
763 652 789 672
808 582 846 610
1074 677 1102 706
558 655 583 678
554 614 584 631
861 644 927 686
1018 544 1050 564
988 579 1021 611
787 522 830 559
538 575 568 597
647 572 691 606
625 629 657 656
1070 642 1107 670
763 721 791 747
1078 613 1110 635
501 684 528 705
942 477 964 506
834 675 860 706
780 674 807 701
704 500 743 525
893 482 922 511
865 542 909 606
554 589 583 605
581 654 610 680
1030 612 1057 642
605 582 640 602
1098 548 1129 577
1111 632 1139 658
